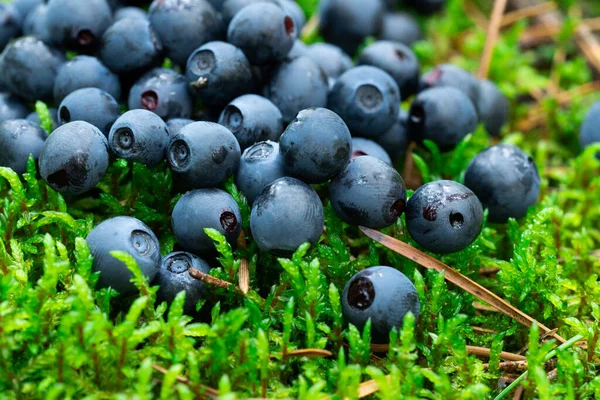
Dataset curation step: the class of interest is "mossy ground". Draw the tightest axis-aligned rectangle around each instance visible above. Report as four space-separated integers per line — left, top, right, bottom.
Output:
2 0 600 399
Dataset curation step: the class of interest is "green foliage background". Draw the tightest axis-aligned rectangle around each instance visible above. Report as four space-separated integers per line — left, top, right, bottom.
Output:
1 0 600 398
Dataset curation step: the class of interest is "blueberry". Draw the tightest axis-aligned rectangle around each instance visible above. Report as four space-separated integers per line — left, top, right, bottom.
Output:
580 101 600 154
58 87 121 136
408 87 478 151
379 12 423 47
154 251 211 314
420 64 480 112
0 36 64 102
13 0 43 19
405 180 483 254
27 108 59 131
250 177 324 255
167 121 241 188
148 0 221 67
319 0 384 55
405 0 446 14
328 66 401 138
22 4 51 44
477 79 510 137
186 41 253 107
221 0 278 27
277 0 305 31
0 92 29 123
100 18 163 75
352 137 391 165
236 140 286 204
376 110 409 161
329 156 406 229
86 216 161 295
358 41 420 98
46 0 113 52
279 107 351 184
109 110 170 165
262 56 328 123
0 4 23 51
167 118 194 137
304 43 353 79
39 121 110 195
53 56 122 104
114 6 148 21
464 144 540 223
287 39 308 59
0 119 47 174
128 68 193 120
218 94 283 150
227 2 296 65
171 189 242 254
342 266 420 343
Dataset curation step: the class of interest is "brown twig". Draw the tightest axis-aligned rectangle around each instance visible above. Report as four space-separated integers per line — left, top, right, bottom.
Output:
478 0 509 79
467 346 527 361
513 384 525 400
359 227 566 343
501 2 556 27
284 349 333 359
152 364 219 399
471 326 498 334
403 142 422 190
239 258 250 294
188 267 244 294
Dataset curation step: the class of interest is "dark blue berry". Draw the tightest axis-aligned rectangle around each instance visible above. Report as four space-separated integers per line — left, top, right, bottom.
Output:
406 180 483 254
358 41 420 97
114 6 147 21
0 92 29 123
154 251 211 315
27 108 59 131
304 43 352 79
171 188 242 254
86 216 161 295
0 36 64 102
58 87 121 136
39 121 110 195
464 144 540 223
420 64 480 112
279 107 351 183
379 12 423 47
167 118 194 137
148 0 221 67
236 140 286 204
186 41 253 107
250 177 324 255
227 2 296 65
53 56 121 104
352 137 391 165
218 94 283 150
408 87 478 151
376 110 409 161
0 4 23 51
477 79 509 137
100 18 163 75
342 266 420 343
109 110 170 165
329 156 406 229
0 119 47 174
167 121 241 188
128 68 193 120
328 66 400 138
23 4 51 44
262 56 328 123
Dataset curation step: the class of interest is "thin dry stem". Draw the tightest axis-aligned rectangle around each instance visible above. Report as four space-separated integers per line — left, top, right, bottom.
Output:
478 0 509 79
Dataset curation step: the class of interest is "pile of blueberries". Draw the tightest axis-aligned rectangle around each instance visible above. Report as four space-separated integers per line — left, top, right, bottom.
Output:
0 0 542 341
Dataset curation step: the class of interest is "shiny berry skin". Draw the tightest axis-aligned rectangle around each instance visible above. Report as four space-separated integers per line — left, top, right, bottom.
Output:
250 177 324 255
154 251 211 315
304 43 352 80
227 2 296 65
167 121 241 189
408 87 478 151
279 107 351 184
86 216 161 295
109 109 170 165
328 66 400 138
185 41 253 107
39 121 110 195
218 94 283 151
58 87 121 136
329 156 406 229
420 64 480 112
405 180 483 254
342 266 420 343
0 119 47 174
351 137 391 165
236 140 287 204
464 144 540 223
171 189 242 255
